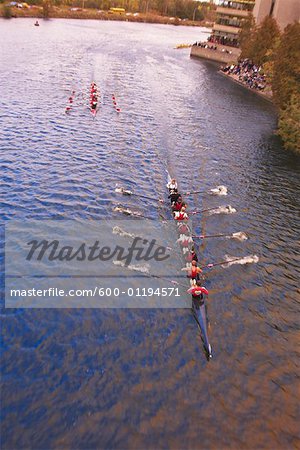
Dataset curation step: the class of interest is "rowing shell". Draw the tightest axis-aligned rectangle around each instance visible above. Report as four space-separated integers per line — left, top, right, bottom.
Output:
167 170 212 359
192 299 212 359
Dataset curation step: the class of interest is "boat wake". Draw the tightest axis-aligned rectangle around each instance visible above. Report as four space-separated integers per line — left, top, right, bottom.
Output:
113 206 142 217
228 232 248 241
112 225 135 239
210 185 228 196
113 260 150 274
208 205 236 215
223 254 259 267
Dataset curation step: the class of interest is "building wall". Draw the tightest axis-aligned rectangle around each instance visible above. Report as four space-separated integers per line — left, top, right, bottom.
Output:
272 0 300 30
253 0 273 24
190 44 241 64
253 0 300 30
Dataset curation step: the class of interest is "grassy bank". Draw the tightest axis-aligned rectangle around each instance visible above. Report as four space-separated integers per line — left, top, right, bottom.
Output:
0 4 213 27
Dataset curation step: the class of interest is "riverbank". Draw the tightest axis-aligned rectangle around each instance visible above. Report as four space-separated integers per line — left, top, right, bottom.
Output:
219 71 273 102
0 5 213 27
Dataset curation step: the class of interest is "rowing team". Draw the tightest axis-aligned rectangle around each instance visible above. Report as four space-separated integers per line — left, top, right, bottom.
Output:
167 178 208 300
65 90 76 113
90 82 98 110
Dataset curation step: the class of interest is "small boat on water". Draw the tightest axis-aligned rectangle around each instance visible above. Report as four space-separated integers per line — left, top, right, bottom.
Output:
166 171 212 359
90 82 98 117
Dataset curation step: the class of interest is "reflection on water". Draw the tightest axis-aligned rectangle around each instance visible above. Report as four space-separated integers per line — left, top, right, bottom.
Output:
1 19 300 450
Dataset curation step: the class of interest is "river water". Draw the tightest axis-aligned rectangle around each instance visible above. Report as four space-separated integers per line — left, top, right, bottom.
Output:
1 18 299 450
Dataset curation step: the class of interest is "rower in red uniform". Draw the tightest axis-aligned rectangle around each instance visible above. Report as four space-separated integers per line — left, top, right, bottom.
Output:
172 196 186 212
177 234 193 247
187 282 208 299
188 260 203 281
177 222 191 235
185 246 198 262
174 206 188 221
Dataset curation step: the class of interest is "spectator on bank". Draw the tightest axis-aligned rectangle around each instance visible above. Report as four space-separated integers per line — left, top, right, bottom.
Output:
221 59 267 91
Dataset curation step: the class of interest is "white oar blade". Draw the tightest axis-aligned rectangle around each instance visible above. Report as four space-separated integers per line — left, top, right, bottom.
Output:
208 205 236 215
112 226 135 239
115 187 132 195
210 185 228 196
232 232 248 241
113 260 150 274
222 254 259 267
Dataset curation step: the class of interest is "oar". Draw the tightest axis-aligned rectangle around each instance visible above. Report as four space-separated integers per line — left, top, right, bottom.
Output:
191 205 236 215
183 185 227 196
112 226 175 251
203 255 258 269
190 206 221 215
193 232 248 241
149 274 188 289
115 187 164 203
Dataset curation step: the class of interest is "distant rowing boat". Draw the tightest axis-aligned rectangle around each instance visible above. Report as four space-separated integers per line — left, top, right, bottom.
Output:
90 82 98 117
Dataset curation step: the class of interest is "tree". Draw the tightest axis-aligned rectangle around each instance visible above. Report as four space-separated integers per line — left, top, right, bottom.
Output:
239 14 255 59
3 4 12 17
241 16 281 66
277 92 300 153
43 0 52 17
272 22 300 153
272 22 300 110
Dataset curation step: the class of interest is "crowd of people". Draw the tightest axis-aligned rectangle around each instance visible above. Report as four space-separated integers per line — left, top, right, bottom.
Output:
193 41 218 51
221 59 267 91
192 41 233 55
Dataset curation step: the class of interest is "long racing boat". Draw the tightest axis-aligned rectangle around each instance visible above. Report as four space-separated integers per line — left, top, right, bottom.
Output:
167 171 212 359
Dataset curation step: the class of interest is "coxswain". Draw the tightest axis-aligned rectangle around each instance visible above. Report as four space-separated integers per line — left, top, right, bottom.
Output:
174 206 188 221
167 178 178 192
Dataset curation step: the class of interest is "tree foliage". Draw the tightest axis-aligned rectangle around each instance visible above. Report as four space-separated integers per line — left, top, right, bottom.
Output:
272 22 300 110
43 0 52 17
3 4 12 17
240 16 280 66
277 92 300 153
272 22 300 153
240 18 299 153
239 14 255 59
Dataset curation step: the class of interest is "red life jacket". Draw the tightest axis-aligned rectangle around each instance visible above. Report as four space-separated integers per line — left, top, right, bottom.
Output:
173 201 183 211
190 266 198 278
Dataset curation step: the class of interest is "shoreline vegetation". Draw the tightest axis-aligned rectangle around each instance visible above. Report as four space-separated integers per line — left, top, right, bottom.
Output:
220 16 300 154
0 1 215 26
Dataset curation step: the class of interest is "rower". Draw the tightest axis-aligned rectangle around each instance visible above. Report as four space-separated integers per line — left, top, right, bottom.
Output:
177 222 191 235
188 260 203 282
177 234 193 247
172 196 185 212
187 281 208 299
91 101 97 110
174 206 188 221
185 246 198 262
